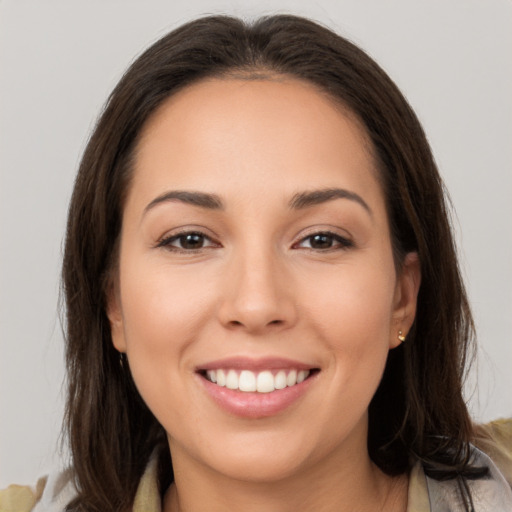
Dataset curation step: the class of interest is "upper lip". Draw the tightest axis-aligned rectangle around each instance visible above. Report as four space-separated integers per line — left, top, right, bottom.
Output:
197 356 317 372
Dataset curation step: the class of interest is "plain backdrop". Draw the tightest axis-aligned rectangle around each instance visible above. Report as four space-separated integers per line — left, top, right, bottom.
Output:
1 0 511 488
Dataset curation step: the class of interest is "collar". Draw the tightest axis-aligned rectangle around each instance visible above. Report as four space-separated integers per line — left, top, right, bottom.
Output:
132 444 512 512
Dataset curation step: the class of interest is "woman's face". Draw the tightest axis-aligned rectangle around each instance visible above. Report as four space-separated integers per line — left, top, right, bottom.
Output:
108 77 420 482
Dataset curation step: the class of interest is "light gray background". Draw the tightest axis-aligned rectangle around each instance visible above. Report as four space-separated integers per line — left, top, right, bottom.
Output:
1 0 511 488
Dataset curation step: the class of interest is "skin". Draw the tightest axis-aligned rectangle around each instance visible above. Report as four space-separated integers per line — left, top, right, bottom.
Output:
108 77 421 512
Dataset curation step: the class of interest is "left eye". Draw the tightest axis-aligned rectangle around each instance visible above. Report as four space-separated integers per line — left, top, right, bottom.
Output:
296 232 352 250
158 232 217 251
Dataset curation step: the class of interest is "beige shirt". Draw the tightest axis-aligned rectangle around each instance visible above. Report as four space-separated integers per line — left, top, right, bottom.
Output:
2 419 511 512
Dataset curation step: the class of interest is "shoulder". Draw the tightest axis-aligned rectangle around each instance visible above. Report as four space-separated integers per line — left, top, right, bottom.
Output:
472 417 512 486
408 420 512 512
0 477 46 512
0 447 161 512
424 419 512 511
0 469 76 512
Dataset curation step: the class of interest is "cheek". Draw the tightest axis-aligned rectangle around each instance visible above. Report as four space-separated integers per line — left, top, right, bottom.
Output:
304 262 395 342
117 259 216 397
301 262 395 392
120 260 213 345
116 263 217 434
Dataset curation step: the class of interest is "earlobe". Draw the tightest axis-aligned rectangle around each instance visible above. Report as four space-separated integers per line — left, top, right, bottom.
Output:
106 283 127 353
390 252 421 348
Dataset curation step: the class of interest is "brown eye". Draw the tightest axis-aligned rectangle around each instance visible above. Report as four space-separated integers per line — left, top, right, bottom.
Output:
178 233 206 249
158 231 218 251
309 233 335 249
296 232 353 251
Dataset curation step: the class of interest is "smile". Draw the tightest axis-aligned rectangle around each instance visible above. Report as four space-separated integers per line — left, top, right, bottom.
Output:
197 357 319 418
204 369 311 393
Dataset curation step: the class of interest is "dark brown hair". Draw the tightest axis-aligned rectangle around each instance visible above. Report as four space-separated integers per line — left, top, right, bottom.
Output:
62 14 481 511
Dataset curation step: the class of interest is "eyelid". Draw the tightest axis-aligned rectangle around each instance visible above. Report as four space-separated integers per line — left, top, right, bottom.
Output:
292 229 354 250
155 228 221 251
154 226 353 252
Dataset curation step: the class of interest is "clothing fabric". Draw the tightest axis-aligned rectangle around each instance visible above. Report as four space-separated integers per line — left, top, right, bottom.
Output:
2 419 511 512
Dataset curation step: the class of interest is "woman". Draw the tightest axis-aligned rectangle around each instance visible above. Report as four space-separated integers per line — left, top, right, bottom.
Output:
1 14 511 512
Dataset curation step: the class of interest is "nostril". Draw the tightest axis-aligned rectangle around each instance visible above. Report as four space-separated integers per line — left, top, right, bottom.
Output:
226 319 283 329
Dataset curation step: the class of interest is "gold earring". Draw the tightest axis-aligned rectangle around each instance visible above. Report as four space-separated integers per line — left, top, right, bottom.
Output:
398 330 406 342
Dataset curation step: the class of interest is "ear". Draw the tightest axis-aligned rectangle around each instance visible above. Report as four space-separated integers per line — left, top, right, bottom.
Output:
389 252 421 349
105 281 127 353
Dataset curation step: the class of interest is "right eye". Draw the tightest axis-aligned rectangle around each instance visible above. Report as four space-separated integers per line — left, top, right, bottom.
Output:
157 231 218 251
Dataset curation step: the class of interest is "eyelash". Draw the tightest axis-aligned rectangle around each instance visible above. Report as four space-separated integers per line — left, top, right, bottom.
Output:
156 230 353 253
293 231 353 251
156 231 219 253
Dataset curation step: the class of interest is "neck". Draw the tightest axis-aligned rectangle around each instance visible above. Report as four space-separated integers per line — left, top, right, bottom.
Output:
162 432 408 512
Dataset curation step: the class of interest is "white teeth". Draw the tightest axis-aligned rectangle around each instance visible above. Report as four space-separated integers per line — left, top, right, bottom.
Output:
287 370 297 387
204 368 311 393
256 371 275 393
297 370 308 384
274 370 287 390
216 369 226 386
226 370 238 390
239 370 256 392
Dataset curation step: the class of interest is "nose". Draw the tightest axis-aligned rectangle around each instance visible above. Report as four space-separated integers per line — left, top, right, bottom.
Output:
217 244 298 335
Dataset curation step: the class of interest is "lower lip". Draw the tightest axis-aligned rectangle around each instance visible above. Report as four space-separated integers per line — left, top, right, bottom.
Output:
198 373 317 419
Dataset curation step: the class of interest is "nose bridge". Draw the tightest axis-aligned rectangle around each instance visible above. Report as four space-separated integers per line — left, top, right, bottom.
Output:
219 236 295 332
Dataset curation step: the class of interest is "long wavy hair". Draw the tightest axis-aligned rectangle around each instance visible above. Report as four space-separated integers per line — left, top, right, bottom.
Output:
62 14 482 511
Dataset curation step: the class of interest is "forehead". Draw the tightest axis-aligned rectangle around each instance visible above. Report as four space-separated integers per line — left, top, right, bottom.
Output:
137 76 374 159
129 77 384 215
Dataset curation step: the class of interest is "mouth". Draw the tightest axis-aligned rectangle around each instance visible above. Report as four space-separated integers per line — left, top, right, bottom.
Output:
196 357 320 417
199 368 318 393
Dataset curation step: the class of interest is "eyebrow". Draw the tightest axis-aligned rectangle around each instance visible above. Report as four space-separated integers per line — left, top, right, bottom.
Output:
143 187 372 217
289 188 372 215
144 190 224 215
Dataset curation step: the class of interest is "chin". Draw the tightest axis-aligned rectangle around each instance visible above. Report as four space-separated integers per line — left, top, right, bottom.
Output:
169 426 320 484
210 448 310 483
